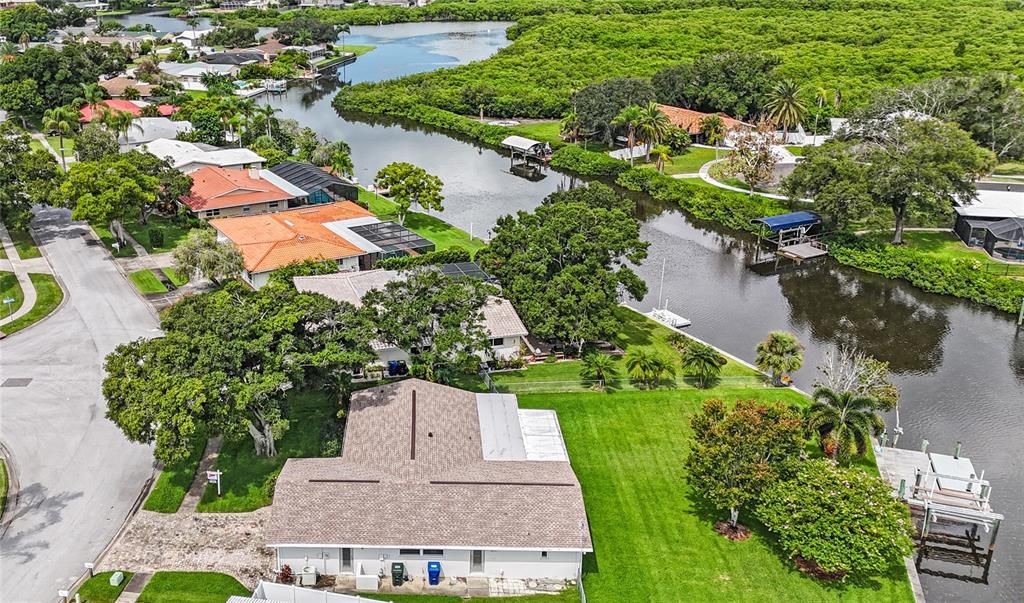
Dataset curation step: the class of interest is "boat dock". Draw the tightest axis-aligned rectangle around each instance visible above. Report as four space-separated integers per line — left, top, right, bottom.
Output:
776 241 828 261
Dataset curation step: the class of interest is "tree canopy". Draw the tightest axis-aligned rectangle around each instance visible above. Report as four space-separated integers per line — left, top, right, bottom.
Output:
478 183 648 352
374 162 444 225
52 152 160 226
572 77 655 146
652 51 781 120
0 123 61 229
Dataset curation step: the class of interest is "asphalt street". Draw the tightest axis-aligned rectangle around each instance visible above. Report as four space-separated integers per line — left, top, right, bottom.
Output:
0 207 160 602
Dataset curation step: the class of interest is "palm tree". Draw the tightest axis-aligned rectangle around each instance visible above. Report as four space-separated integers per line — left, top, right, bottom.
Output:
611 105 644 166
294 30 313 47
337 23 351 51
186 17 200 44
42 106 78 170
217 96 241 141
79 82 106 115
580 352 618 388
624 347 675 389
258 104 280 138
0 41 17 62
637 101 671 162
680 342 725 388
699 114 727 161
330 147 354 178
765 80 807 141
652 145 673 173
806 386 885 462
560 109 580 143
755 331 804 386
812 86 828 136
236 98 257 138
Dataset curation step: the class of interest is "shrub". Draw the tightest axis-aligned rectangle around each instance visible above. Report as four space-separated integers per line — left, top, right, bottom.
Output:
376 247 472 270
757 459 914 579
549 145 630 177
148 227 164 249
278 564 294 584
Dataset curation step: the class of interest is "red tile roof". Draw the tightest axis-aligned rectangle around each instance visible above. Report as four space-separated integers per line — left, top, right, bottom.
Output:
185 166 295 211
79 99 177 122
209 201 375 273
656 104 749 135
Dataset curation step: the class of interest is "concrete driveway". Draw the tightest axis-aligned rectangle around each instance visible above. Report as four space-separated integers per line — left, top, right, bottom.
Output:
0 207 160 602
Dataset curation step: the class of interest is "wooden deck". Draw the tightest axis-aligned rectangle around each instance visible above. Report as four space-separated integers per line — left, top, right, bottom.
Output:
777 242 828 261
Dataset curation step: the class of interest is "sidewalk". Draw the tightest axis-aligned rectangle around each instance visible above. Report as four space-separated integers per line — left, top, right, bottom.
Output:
0 224 53 327
31 131 75 170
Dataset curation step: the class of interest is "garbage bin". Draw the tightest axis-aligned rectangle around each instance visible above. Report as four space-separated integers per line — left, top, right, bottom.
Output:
391 562 406 586
427 561 441 586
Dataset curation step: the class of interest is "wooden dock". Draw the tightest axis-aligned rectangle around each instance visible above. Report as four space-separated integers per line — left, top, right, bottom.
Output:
777 242 828 261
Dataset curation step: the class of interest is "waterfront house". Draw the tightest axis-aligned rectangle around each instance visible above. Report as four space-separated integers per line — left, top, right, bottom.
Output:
294 268 529 362
142 138 265 174
78 99 177 123
282 44 328 61
268 160 360 205
656 104 749 143
954 182 1024 261
99 76 156 99
182 166 305 219
118 117 193 150
209 202 388 288
172 29 215 49
267 379 592 589
158 61 238 91
201 51 266 66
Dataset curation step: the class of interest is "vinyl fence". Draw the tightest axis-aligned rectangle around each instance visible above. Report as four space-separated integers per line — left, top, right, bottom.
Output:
251 581 392 603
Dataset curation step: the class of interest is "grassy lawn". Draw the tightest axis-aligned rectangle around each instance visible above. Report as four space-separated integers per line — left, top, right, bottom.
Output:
8 229 40 259
361 189 487 255
92 224 137 258
28 139 44 153
862 230 1024 277
0 271 25 317
785 145 809 156
516 388 913 603
993 161 1024 175
129 269 169 294
76 571 133 603
0 458 8 521
46 136 75 158
138 572 248 603
344 44 377 56
125 216 193 253
649 146 724 175
143 429 208 513
197 390 338 512
162 267 190 287
1 274 63 335
508 120 562 144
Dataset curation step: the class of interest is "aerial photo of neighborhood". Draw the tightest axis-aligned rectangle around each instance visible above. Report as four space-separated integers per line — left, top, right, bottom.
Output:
0 1 1022 602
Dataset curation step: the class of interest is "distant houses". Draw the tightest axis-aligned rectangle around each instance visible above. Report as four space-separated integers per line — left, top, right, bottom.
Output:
158 61 239 91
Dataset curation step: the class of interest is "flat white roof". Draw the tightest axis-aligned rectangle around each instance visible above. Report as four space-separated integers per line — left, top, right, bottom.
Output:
518 409 569 461
476 395 569 462
955 188 1024 219
143 138 265 170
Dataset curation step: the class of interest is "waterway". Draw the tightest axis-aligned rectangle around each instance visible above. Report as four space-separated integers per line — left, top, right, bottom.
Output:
119 16 1023 602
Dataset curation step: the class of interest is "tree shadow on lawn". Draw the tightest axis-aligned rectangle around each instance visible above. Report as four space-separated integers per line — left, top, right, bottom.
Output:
682 487 898 595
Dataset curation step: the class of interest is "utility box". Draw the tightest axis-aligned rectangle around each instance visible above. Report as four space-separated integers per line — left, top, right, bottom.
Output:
109 572 124 586
391 562 406 586
299 566 318 586
427 561 441 586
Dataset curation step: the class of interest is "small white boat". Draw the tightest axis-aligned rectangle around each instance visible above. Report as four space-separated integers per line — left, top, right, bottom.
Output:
647 308 691 328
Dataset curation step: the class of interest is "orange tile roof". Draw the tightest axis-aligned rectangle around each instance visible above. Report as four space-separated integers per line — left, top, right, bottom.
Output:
656 104 749 135
209 201 375 273
185 166 294 211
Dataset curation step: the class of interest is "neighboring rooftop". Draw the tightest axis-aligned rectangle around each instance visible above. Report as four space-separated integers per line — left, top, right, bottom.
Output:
210 201 376 273
158 61 237 78
267 379 591 551
143 138 265 171
269 160 352 194
185 166 300 211
118 117 192 147
202 51 265 65
657 104 748 135
98 76 155 98
79 99 176 122
956 184 1024 219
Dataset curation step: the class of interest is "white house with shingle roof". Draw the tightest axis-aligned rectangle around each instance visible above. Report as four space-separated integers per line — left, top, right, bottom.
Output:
267 379 592 587
293 269 529 361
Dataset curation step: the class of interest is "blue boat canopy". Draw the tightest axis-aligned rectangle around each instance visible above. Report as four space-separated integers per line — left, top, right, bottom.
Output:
751 211 821 232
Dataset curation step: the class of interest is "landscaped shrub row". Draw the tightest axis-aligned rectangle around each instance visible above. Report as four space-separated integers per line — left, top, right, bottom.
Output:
376 247 472 270
829 234 1024 314
549 145 631 177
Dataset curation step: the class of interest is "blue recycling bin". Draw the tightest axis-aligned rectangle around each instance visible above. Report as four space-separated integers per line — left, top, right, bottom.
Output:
427 561 441 586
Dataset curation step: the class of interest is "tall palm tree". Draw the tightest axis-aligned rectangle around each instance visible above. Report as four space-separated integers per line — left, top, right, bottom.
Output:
236 98 257 138
217 96 241 141
680 342 725 388
611 104 644 166
636 101 671 162
806 386 885 462
258 103 280 138
42 106 78 170
699 114 727 160
765 80 807 141
580 352 618 388
337 23 351 51
652 145 673 173
812 86 828 136
294 30 313 47
79 82 106 115
624 347 675 389
0 41 17 62
755 331 804 386
560 109 580 143
330 147 354 178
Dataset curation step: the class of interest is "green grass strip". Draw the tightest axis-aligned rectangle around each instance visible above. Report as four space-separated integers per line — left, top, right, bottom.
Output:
76 571 134 603
2 273 63 335
129 269 168 294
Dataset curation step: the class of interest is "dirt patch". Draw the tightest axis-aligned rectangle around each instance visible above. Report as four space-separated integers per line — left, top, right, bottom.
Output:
793 556 848 581
714 521 752 541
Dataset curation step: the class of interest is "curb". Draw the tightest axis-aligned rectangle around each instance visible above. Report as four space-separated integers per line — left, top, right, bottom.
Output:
0 440 21 539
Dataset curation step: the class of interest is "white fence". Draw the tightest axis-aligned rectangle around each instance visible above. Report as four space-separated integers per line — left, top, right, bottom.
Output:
251 581 393 603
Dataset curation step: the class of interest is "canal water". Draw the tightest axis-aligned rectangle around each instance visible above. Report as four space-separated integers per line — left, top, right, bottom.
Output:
119 17 1023 602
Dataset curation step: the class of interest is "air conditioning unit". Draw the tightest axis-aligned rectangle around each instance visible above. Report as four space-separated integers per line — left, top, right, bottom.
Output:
300 566 318 586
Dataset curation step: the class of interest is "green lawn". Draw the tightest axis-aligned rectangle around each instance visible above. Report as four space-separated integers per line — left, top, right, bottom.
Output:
361 189 487 255
785 145 809 156
76 571 133 603
46 136 75 158
1 273 63 335
862 230 1024 277
125 216 193 253
344 44 377 57
516 388 913 603
0 458 8 521
0 271 25 317
508 120 562 144
8 229 40 259
92 224 137 258
993 161 1024 175
197 390 338 512
649 146 724 175
143 429 208 513
137 572 248 603
28 139 45 153
129 269 169 294
162 267 190 287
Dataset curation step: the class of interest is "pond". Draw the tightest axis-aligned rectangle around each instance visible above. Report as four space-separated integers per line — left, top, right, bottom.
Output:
119 17 1024 602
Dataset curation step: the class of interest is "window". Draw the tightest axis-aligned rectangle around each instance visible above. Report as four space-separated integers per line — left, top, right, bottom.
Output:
490 337 504 346
205 209 221 217
422 549 444 557
399 549 420 556
242 206 251 213
342 548 352 572
269 202 279 209
541 551 548 558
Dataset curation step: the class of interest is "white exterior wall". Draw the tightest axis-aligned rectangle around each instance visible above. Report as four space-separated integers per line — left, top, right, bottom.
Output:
493 335 523 361
275 546 581 581
373 336 522 366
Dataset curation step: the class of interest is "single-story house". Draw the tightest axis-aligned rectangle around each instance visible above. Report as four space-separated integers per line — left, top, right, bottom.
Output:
954 182 1024 261
183 166 306 219
201 51 266 66
172 29 215 49
230 38 287 62
268 379 592 587
142 138 265 173
79 99 176 123
294 268 529 361
282 44 328 61
209 202 386 288
158 61 239 91
268 160 360 205
118 117 193 150
656 104 749 144
99 76 155 99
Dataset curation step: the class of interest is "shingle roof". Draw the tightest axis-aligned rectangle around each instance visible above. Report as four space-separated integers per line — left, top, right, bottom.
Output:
267 379 591 551
99 76 155 98
209 202 376 273
293 270 529 338
186 166 296 210
656 104 748 135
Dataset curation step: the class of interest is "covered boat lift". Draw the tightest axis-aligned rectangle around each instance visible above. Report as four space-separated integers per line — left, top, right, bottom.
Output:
501 135 552 165
751 211 828 262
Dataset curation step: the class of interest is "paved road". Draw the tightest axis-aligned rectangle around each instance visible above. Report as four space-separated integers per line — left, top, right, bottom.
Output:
0 208 160 602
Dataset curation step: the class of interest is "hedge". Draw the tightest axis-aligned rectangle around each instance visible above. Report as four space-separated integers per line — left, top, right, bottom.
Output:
376 247 472 270
549 146 631 177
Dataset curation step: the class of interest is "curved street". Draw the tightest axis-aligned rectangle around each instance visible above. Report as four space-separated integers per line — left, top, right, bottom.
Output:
0 207 160 603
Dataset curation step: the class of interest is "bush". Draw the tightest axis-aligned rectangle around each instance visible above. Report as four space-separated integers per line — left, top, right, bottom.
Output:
549 145 630 177
757 459 914 579
376 247 472 270
148 228 164 249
